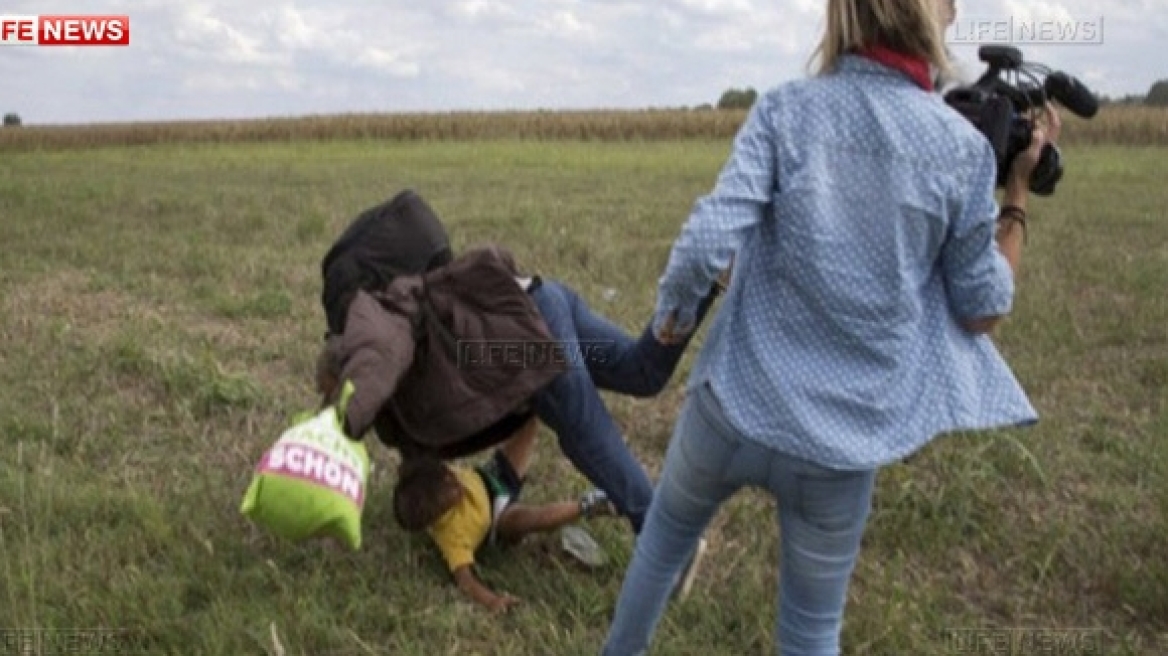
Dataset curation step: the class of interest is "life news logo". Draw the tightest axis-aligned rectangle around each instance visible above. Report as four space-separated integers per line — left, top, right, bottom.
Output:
0 15 130 46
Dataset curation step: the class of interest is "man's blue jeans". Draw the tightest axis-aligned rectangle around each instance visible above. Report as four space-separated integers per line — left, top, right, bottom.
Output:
527 280 717 532
601 382 877 655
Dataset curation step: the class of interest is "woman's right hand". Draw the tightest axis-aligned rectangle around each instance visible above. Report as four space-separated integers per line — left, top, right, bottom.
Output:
654 311 690 345
1006 102 1062 195
715 255 734 294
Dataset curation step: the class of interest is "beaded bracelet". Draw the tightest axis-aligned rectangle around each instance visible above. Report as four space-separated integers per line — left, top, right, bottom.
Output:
998 204 1028 243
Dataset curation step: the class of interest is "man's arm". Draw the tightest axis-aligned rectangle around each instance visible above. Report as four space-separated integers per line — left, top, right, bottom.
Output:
336 290 418 439
451 565 520 613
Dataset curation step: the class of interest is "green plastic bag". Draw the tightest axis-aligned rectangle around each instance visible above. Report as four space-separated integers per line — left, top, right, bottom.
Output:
240 382 371 549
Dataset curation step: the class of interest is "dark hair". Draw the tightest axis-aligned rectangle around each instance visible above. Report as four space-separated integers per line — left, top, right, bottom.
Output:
427 247 454 271
393 456 457 532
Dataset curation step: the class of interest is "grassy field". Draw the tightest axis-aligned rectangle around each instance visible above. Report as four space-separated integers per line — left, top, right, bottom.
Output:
0 138 1165 655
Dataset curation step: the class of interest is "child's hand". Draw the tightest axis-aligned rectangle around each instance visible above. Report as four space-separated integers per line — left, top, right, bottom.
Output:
487 594 521 614
453 565 521 614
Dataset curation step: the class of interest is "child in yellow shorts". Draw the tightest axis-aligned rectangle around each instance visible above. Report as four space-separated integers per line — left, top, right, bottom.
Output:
392 416 617 613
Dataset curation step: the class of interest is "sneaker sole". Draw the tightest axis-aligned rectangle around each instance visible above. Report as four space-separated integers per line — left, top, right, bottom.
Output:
561 525 608 568
675 538 708 601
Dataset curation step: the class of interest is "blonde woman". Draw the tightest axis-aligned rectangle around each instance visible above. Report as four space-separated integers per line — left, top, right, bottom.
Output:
601 0 1060 653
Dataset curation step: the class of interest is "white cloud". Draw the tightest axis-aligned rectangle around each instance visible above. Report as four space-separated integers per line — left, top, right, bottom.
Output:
694 24 760 54
355 47 421 77
671 0 754 15
538 10 596 41
452 0 516 21
182 72 267 93
1001 0 1077 24
267 6 322 50
173 5 281 66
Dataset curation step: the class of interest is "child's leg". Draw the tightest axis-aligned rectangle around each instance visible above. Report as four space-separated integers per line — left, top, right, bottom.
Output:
496 490 618 544
478 418 539 546
495 415 540 480
495 501 581 543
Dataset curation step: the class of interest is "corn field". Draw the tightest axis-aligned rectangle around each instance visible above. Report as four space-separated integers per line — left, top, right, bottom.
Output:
0 106 1164 151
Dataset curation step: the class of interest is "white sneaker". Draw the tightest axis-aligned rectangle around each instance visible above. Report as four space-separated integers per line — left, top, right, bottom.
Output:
579 489 618 518
561 525 608 568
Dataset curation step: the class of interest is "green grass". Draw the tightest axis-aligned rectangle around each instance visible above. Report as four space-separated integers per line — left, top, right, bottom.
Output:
0 141 1165 655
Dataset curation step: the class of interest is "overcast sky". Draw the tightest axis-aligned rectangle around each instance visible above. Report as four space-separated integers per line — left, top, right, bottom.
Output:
3 0 1163 125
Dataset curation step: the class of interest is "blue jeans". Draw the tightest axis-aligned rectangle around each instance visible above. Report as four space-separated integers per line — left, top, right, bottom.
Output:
601 382 877 656
528 280 717 532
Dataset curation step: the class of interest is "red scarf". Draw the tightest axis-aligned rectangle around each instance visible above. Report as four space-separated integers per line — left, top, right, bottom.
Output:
857 45 934 92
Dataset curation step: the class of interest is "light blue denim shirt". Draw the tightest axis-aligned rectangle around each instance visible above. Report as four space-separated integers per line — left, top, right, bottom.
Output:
653 54 1038 470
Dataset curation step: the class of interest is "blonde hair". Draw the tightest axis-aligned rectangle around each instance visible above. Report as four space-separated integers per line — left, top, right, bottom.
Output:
810 0 951 78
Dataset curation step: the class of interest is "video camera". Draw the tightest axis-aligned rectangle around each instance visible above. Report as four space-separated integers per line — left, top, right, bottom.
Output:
943 45 1099 196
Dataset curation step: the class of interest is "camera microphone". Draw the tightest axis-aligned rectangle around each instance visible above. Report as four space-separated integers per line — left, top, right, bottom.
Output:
1019 73 1098 119
1044 72 1099 118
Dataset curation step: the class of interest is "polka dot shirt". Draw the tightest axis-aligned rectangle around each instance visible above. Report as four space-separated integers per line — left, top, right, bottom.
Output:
653 55 1039 470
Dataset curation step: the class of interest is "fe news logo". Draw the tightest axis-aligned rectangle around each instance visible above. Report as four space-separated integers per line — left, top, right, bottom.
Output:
1 15 129 46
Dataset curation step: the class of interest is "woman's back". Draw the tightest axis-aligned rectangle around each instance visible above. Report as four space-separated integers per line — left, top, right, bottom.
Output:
604 1 1053 652
765 55 986 331
689 55 1037 469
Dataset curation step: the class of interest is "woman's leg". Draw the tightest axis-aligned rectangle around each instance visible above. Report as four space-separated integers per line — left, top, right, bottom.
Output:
770 460 876 656
601 384 750 656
